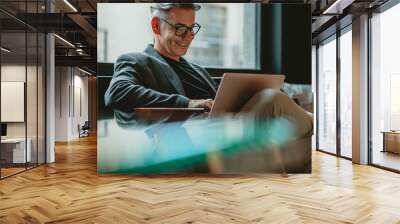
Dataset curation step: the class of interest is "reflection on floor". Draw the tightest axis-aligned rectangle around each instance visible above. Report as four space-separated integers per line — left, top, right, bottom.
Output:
0 135 400 223
0 167 25 178
0 162 43 179
373 150 400 171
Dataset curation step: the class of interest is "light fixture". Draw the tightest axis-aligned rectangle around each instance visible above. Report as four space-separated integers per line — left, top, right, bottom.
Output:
76 48 86 55
78 67 93 76
54 34 75 48
322 0 353 15
63 0 78 12
1 47 11 53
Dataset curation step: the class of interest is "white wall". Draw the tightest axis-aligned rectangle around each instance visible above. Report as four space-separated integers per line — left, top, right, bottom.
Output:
1 65 40 137
55 67 89 141
55 67 68 141
1 63 46 164
1 65 27 140
72 73 89 138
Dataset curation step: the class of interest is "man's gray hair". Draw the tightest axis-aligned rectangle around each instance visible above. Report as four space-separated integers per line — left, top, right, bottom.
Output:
150 3 201 19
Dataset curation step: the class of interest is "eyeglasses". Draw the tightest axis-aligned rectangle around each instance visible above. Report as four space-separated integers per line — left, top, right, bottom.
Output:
160 19 201 37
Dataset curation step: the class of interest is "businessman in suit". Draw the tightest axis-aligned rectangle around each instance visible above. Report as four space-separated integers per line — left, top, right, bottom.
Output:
104 3 313 139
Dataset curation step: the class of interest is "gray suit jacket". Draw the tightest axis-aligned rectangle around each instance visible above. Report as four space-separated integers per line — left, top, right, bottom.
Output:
104 44 217 125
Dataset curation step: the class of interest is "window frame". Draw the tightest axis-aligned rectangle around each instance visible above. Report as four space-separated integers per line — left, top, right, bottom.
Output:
208 3 312 85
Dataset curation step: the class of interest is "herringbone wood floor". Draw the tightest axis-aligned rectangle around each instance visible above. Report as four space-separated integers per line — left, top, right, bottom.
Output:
1 135 400 223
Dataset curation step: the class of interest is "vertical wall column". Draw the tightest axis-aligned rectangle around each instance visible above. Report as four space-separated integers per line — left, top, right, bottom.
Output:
45 0 56 163
352 14 369 164
46 33 55 163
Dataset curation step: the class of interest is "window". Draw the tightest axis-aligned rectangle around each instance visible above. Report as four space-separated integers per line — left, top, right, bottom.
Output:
317 36 337 154
316 27 352 159
339 29 352 158
97 3 259 69
371 3 400 171
186 3 258 69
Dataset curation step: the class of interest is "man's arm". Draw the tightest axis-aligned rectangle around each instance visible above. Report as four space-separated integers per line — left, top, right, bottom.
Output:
104 54 190 111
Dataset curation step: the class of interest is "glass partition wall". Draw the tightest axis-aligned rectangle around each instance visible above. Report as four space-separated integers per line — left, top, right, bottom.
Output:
1 30 27 177
0 2 46 179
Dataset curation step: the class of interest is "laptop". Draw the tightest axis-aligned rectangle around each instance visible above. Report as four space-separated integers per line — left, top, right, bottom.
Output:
209 73 285 116
134 73 285 121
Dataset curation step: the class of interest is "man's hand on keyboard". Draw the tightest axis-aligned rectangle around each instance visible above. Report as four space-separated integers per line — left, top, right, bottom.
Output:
188 99 214 110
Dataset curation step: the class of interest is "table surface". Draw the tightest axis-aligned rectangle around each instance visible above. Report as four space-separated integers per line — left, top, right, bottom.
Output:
97 116 297 174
